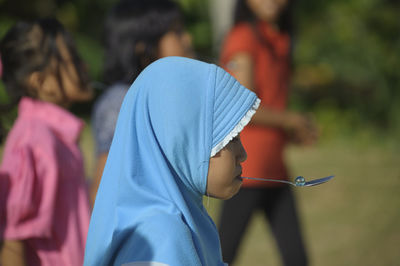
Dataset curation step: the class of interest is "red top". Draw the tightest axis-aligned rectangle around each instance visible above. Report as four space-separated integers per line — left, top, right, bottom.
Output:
220 21 291 187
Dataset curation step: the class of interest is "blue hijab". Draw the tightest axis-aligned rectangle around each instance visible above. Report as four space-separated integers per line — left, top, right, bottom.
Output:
84 57 259 266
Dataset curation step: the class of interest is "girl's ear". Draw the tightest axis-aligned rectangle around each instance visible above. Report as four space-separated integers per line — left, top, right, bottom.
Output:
26 71 43 97
135 41 146 54
136 41 153 68
27 70 62 103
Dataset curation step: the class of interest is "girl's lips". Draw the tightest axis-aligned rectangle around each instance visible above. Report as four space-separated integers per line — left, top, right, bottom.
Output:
235 171 243 181
234 166 243 181
235 176 243 183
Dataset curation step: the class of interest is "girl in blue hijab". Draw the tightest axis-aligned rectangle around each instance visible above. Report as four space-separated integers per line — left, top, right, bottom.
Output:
84 57 260 266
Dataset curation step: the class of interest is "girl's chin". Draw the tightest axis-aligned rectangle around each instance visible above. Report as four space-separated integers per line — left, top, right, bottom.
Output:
228 184 242 199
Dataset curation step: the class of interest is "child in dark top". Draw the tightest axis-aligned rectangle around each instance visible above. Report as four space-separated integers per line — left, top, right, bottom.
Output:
90 0 193 204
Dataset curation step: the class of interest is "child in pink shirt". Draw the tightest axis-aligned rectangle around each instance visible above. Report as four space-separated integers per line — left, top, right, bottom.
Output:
0 18 93 266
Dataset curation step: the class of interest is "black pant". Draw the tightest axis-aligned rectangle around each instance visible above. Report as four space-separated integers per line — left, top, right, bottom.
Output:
218 186 308 266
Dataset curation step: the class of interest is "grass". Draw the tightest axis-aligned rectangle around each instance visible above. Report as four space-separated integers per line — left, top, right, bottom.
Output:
286 141 399 266
1 123 399 266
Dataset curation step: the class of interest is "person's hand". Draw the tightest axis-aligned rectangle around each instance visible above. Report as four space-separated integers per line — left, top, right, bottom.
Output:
284 112 319 145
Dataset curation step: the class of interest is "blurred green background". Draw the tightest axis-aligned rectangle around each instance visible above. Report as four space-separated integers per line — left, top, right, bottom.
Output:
1 0 399 265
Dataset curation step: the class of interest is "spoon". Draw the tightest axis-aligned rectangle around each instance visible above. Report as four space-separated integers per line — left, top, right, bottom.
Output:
242 175 335 187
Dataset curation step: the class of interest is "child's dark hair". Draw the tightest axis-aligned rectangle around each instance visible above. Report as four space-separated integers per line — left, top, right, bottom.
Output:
234 0 293 34
233 0 294 57
0 18 90 142
103 0 183 85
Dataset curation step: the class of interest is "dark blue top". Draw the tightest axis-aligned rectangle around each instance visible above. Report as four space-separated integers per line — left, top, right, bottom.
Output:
92 83 129 154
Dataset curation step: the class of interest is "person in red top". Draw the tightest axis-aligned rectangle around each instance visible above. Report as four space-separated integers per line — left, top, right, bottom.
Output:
218 0 318 265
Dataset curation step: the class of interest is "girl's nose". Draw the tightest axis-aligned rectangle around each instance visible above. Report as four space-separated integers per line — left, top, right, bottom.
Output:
237 141 247 163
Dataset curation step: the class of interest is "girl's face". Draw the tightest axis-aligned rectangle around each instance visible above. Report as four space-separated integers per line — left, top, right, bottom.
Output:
207 135 247 200
158 30 194 58
31 35 92 107
246 0 288 23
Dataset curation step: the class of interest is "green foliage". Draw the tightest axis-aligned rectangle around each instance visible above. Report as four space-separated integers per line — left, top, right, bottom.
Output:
177 0 212 59
74 33 104 82
292 0 400 132
0 0 399 135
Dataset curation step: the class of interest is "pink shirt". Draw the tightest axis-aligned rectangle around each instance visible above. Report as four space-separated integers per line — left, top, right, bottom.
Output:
0 98 90 266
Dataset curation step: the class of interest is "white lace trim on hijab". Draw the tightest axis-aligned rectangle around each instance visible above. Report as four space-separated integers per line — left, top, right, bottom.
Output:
210 98 261 157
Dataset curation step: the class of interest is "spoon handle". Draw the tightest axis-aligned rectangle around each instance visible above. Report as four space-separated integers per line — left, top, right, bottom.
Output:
241 177 295 186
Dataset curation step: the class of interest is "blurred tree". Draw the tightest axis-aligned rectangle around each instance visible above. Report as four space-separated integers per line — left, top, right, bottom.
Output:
0 0 212 77
208 0 235 58
177 0 212 61
292 0 400 131
0 0 212 127
0 0 399 134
